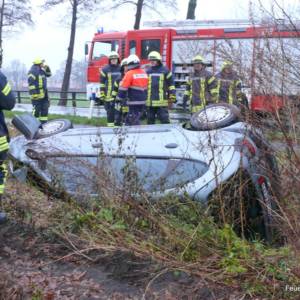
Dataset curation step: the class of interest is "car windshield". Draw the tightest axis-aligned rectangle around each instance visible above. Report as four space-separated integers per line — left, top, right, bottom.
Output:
45 155 208 195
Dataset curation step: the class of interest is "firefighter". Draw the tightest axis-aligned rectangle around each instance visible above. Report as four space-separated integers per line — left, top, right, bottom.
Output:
0 71 16 223
215 61 244 106
99 51 121 127
117 54 148 125
112 58 129 126
146 51 176 124
28 58 52 124
183 55 218 113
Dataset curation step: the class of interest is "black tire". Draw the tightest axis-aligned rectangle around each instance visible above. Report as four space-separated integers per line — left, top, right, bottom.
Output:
190 103 241 131
36 119 73 139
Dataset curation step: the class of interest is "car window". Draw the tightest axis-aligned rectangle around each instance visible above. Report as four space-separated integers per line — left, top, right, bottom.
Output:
98 156 208 192
92 41 119 60
141 39 161 59
129 40 136 54
45 156 208 195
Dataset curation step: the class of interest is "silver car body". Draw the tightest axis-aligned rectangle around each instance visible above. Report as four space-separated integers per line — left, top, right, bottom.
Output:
9 121 264 202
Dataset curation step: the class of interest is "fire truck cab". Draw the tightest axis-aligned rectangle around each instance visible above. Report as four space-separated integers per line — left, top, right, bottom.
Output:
86 19 300 113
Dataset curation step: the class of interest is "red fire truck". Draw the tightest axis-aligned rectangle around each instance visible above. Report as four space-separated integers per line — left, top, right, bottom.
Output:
85 19 300 112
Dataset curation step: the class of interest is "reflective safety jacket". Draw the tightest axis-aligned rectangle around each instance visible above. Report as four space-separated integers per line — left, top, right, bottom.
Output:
28 65 51 100
118 67 148 106
0 70 16 145
215 71 243 105
146 65 175 107
184 69 218 113
112 75 129 113
99 64 121 102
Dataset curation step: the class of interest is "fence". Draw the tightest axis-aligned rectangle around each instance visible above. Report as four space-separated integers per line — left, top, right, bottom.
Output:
13 90 89 108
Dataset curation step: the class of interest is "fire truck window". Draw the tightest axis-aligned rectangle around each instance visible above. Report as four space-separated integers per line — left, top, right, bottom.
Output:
92 41 119 60
129 40 136 54
141 39 161 59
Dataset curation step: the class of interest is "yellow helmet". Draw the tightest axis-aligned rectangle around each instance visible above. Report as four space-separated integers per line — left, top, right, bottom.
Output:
120 58 128 67
33 58 45 65
148 51 162 61
222 60 233 70
108 51 119 60
192 55 205 64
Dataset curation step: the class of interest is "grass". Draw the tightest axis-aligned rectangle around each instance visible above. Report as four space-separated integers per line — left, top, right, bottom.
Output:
5 110 107 126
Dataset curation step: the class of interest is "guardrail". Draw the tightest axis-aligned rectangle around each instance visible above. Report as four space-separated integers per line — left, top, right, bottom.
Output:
13 90 88 107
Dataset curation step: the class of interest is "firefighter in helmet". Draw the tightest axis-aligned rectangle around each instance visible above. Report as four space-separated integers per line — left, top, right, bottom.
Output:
99 51 121 127
117 54 148 125
183 55 218 113
28 58 52 124
215 60 247 107
0 71 15 223
112 58 129 126
146 51 176 124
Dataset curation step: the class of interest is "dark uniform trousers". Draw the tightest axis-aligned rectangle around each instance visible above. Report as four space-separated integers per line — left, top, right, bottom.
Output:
0 72 16 200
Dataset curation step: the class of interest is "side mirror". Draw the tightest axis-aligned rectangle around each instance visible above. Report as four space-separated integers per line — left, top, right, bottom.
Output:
85 43 89 56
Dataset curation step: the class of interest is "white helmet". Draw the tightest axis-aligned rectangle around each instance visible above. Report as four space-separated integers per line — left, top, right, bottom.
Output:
127 54 140 67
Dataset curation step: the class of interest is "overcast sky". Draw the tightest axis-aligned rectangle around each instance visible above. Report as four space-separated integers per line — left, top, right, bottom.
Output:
2 0 299 72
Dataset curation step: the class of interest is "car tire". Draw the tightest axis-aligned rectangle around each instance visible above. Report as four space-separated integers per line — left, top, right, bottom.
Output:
190 103 241 130
36 119 73 139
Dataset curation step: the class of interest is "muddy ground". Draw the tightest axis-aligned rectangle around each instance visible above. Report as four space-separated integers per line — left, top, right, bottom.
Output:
0 219 247 300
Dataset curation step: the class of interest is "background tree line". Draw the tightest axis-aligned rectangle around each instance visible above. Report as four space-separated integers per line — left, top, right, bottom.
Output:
0 0 200 104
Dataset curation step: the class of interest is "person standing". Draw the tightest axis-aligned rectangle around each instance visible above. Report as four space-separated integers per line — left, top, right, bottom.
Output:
215 60 244 107
146 51 176 124
112 58 129 126
0 71 15 223
99 51 121 127
28 58 51 124
183 55 218 113
117 54 148 126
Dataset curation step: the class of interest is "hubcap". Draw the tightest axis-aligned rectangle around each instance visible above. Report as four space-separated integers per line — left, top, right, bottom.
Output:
196 106 231 124
38 121 65 135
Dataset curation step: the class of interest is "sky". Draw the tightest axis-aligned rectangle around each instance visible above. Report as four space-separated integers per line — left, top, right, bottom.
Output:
2 0 299 72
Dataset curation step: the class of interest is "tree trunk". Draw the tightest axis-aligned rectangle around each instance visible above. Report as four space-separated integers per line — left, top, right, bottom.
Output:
133 0 143 30
186 0 197 20
0 0 5 68
59 0 77 106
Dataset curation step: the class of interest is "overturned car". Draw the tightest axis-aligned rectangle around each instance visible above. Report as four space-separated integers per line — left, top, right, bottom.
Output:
9 104 281 242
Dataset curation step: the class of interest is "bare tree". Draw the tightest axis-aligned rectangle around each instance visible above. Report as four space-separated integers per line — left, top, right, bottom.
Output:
186 0 197 20
0 0 33 67
43 0 98 106
70 59 87 89
2 59 27 89
110 0 177 30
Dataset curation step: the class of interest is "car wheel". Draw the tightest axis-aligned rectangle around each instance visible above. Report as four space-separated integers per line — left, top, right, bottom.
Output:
190 103 241 130
36 119 73 139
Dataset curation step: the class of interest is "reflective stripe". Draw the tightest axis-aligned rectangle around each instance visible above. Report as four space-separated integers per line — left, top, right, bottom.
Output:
159 74 164 102
200 78 206 106
168 85 175 91
107 122 115 127
99 83 105 88
119 87 128 91
191 104 204 113
39 116 48 121
128 101 146 105
29 85 36 90
147 76 152 106
208 76 215 85
1 83 11 96
100 71 106 77
0 184 4 194
107 73 112 99
130 86 146 91
166 72 172 79
28 74 36 79
38 76 43 88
